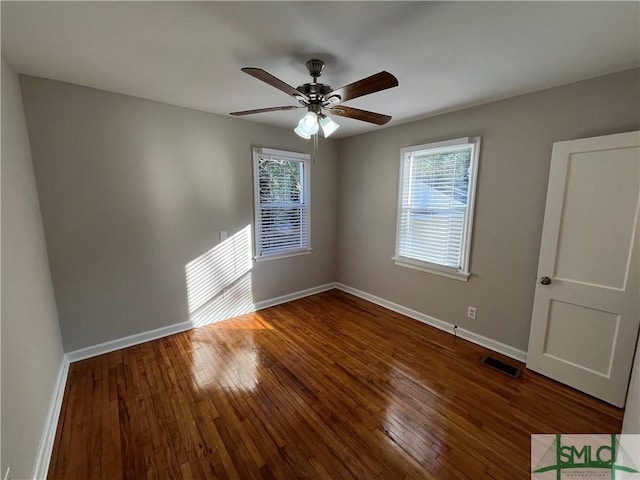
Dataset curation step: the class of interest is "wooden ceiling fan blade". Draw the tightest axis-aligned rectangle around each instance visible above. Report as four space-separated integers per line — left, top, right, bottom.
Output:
230 105 303 116
325 71 398 103
328 106 392 125
241 68 309 102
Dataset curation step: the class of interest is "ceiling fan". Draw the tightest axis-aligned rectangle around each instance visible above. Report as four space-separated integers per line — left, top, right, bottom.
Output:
230 59 398 139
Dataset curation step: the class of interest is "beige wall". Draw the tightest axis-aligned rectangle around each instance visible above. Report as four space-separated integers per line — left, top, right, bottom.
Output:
337 68 640 352
623 336 640 433
1 59 65 479
19 76 338 352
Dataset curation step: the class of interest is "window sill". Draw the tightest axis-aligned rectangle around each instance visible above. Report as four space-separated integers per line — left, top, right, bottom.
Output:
392 257 470 282
255 248 312 263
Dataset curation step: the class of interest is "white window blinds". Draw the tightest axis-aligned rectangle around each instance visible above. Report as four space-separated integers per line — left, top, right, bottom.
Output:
395 137 480 278
253 148 311 260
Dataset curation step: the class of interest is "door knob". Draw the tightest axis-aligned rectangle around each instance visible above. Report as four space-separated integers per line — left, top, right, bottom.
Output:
539 276 552 285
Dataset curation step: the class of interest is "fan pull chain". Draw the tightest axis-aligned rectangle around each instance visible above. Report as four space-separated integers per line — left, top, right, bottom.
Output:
313 132 318 163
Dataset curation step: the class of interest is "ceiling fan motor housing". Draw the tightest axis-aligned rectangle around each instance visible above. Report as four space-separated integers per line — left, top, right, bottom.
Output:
306 59 325 78
297 59 333 105
296 83 333 104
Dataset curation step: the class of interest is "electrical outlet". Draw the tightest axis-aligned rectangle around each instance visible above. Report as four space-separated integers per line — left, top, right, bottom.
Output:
222 288 230 299
467 306 477 320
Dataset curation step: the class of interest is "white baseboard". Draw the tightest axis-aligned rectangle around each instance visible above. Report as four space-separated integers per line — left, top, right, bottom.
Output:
456 326 527 363
67 280 527 365
253 282 336 310
66 321 193 363
66 282 337 364
334 282 527 363
32 356 69 480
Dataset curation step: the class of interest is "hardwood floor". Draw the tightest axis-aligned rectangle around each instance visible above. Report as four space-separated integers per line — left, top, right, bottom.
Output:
48 289 623 479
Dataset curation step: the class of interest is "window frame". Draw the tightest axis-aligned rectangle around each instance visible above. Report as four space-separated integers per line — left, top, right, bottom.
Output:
392 136 481 281
252 147 312 262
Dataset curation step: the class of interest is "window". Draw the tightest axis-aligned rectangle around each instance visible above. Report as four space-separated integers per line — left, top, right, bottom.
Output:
253 148 311 261
393 137 480 281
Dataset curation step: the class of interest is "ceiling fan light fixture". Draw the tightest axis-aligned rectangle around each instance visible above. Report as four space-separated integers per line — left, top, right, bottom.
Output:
301 111 318 129
294 123 311 139
295 111 319 137
320 115 340 138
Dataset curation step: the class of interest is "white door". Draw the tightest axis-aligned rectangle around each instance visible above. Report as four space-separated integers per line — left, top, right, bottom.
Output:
527 131 640 407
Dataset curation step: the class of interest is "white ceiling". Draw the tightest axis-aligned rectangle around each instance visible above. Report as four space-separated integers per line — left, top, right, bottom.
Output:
2 1 639 138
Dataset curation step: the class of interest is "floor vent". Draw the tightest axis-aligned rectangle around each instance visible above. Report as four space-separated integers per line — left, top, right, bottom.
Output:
481 355 522 379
